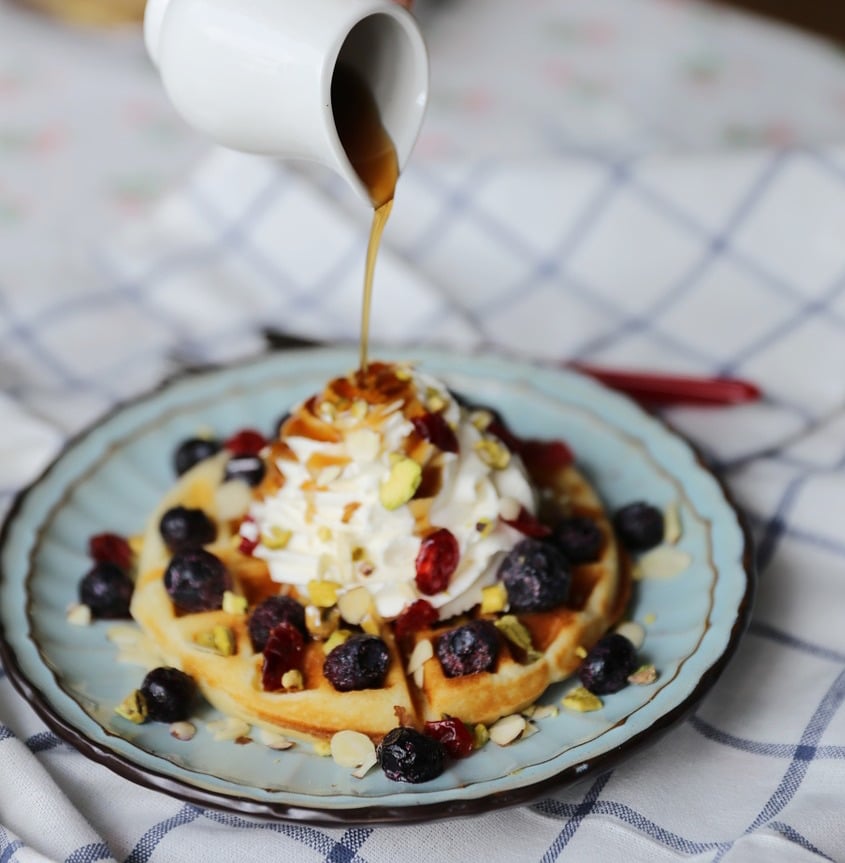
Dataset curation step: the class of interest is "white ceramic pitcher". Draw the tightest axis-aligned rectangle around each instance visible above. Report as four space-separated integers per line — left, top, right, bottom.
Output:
144 0 429 204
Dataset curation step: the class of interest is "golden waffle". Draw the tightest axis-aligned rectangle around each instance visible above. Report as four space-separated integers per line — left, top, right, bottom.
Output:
130 447 629 741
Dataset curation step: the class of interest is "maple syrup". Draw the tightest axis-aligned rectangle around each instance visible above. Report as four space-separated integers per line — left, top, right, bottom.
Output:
331 63 400 372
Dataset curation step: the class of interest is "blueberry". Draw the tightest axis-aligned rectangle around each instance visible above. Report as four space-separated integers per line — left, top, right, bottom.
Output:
248 595 307 652
323 634 390 691
552 516 603 564
613 502 664 552
224 454 266 487
578 633 638 694
79 562 133 618
140 667 197 722
159 506 217 553
163 549 232 613
173 437 221 477
378 726 446 783
497 538 570 612
435 619 499 678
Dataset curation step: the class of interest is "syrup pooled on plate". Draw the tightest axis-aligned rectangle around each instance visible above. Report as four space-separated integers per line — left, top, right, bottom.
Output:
331 63 399 372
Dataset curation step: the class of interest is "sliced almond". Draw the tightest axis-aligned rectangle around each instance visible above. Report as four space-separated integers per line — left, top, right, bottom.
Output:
337 586 374 626
488 714 527 746
214 480 252 521
66 603 92 626
635 546 692 580
406 638 433 676
614 620 646 650
663 501 682 545
330 729 377 775
259 728 294 750
170 721 197 741
207 717 251 741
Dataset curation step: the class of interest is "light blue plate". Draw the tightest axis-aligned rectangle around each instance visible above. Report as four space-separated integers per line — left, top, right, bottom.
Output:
0 348 754 822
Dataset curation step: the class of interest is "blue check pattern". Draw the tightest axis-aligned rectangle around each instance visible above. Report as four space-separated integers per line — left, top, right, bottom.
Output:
2 145 845 861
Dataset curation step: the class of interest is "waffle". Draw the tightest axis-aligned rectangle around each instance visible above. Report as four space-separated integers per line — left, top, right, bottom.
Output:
130 446 629 742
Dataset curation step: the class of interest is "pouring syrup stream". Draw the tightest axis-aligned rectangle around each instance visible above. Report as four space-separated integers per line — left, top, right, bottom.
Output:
331 64 399 372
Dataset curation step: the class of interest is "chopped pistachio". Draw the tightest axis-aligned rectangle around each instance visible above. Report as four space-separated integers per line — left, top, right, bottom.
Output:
115 690 148 724
261 525 292 550
323 628 352 655
313 739 332 757
574 645 588 659
425 387 447 412
194 625 237 656
394 366 412 381
562 686 603 712
470 409 494 431
643 612 657 626
305 605 340 639
222 591 248 616
213 625 237 656
360 613 380 636
318 401 336 421
308 579 340 608
475 518 494 537
481 583 508 614
317 525 333 543
281 669 304 691
473 723 490 749
379 456 422 510
351 399 369 419
495 615 542 663
474 438 511 469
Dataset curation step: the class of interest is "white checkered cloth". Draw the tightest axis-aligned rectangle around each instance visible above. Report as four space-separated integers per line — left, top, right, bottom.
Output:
3 144 845 863
4 0 845 856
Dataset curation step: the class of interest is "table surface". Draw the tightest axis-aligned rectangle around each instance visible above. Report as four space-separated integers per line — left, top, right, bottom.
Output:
2 1 845 861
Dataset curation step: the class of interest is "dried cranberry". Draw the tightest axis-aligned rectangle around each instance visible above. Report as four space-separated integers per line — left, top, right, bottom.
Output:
394 599 439 640
224 428 267 456
88 532 132 571
502 506 552 538
238 516 258 556
378 726 446 783
435 620 499 678
261 621 305 691
498 538 570 612
248 595 307 651
411 412 459 454
423 717 474 759
415 528 460 595
613 502 664 552
323 634 390 692
519 439 573 482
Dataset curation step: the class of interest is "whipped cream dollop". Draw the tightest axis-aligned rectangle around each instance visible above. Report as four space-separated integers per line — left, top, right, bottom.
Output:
242 363 536 620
